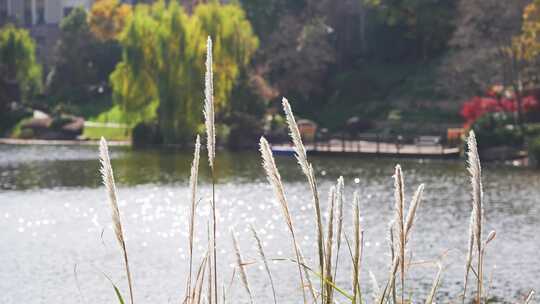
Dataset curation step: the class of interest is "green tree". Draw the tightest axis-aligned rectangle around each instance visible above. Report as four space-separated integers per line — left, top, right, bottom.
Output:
367 0 455 60
0 24 41 107
110 1 258 144
49 7 121 111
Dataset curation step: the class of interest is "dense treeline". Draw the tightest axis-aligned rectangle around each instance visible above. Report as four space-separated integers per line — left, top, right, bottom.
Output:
4 0 540 145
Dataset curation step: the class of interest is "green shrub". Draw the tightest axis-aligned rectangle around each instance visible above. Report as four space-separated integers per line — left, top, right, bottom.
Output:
471 112 524 150
0 109 32 136
131 122 162 148
529 136 540 167
9 117 33 138
226 112 264 149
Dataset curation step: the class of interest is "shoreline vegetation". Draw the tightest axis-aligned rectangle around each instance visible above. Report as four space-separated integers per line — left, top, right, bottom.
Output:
96 38 535 304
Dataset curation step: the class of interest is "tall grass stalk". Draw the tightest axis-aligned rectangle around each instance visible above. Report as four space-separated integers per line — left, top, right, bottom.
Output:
463 210 475 304
99 137 135 304
351 191 362 304
191 253 209 304
394 165 406 304
204 36 217 304
259 136 308 304
425 262 443 304
250 225 278 304
96 43 532 304
324 186 336 304
282 97 325 304
525 290 535 304
467 130 484 304
186 135 201 303
334 176 345 280
231 229 254 304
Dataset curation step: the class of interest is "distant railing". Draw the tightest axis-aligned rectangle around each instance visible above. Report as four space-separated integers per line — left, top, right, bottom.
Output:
297 132 460 156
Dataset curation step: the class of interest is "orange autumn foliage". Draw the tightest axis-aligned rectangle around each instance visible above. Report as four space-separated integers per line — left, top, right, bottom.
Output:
89 0 132 41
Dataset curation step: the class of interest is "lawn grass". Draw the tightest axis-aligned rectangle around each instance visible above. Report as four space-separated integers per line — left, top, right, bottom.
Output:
83 125 131 141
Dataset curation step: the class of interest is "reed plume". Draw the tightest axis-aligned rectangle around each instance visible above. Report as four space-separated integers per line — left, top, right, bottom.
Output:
405 184 424 241
250 225 277 304
231 229 254 304
99 137 134 304
185 135 201 303
282 97 325 302
259 136 307 304
378 166 424 304
204 35 218 304
467 130 484 304
204 36 215 169
282 97 309 176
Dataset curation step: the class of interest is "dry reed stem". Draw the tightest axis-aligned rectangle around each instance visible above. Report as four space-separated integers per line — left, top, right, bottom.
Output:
352 191 361 304
282 97 325 303
379 166 424 304
324 186 336 304
370 271 381 302
463 209 475 304
524 290 535 304
393 165 406 303
259 136 307 304
99 137 134 304
334 176 345 280
467 130 484 304
231 229 254 304
425 263 443 304
388 220 397 304
191 253 209 304
250 225 278 304
207 222 213 304
186 135 201 303
204 36 218 304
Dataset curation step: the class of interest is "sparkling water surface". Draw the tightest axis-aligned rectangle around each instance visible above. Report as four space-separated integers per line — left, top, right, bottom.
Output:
0 144 538 303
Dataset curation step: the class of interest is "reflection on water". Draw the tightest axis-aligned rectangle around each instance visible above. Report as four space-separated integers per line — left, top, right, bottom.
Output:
0 144 539 303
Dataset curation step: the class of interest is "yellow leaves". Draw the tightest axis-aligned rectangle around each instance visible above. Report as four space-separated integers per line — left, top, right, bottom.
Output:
89 0 132 41
514 0 540 61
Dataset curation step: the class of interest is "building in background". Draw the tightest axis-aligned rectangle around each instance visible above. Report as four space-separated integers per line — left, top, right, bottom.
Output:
0 0 95 70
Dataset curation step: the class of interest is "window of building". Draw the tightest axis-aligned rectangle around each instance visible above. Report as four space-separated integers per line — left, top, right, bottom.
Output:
24 0 32 26
63 7 74 18
36 0 45 24
0 0 7 25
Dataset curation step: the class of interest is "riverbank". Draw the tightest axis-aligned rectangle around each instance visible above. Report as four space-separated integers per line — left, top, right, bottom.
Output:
0 138 130 146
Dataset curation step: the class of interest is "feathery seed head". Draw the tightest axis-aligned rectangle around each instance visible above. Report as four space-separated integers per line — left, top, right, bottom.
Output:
99 137 124 247
467 130 483 250
282 97 310 176
204 36 215 169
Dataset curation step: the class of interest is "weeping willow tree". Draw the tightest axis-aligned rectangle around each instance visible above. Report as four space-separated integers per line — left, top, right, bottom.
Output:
0 25 42 106
110 0 258 144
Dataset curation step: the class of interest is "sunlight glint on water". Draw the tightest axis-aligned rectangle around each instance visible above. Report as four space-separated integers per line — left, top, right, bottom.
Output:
0 145 539 303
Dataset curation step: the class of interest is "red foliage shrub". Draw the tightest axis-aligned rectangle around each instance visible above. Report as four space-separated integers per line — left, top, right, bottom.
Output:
460 94 539 127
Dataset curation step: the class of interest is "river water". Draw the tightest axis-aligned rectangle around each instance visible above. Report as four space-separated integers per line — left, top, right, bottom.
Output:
0 144 538 303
